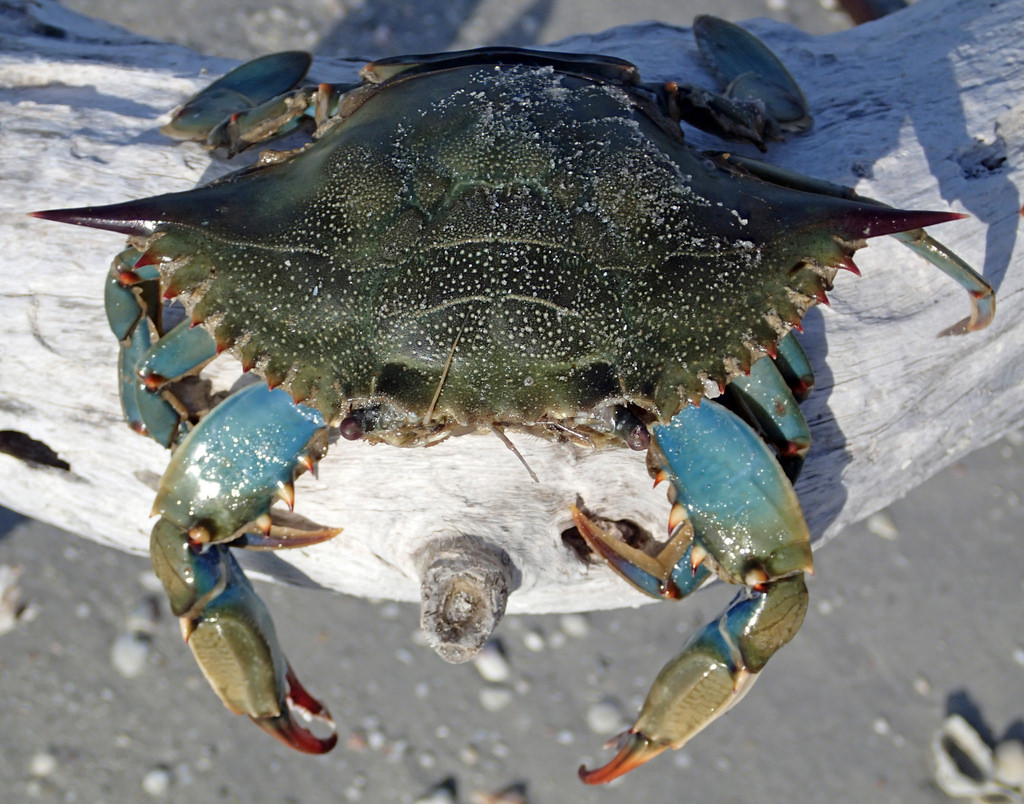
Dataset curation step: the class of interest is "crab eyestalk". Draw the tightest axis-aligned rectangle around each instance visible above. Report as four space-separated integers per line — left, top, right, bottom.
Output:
148 384 341 752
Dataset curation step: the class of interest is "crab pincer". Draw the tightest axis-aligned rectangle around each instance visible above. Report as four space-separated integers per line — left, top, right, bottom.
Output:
148 385 340 752
575 400 812 783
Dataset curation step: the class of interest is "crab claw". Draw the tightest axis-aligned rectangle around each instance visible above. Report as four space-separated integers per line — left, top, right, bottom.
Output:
579 730 669 784
144 384 342 753
254 665 339 754
151 518 338 753
579 401 812 782
651 401 813 584
581 575 807 784
153 384 329 543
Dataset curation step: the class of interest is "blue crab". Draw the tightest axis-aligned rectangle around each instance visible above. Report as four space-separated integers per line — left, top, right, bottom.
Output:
34 17 994 782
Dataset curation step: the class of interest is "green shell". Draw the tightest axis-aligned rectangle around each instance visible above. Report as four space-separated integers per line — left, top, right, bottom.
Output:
55 55 924 442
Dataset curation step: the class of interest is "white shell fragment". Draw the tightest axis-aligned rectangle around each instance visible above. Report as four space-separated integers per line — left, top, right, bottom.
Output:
141 766 172 797
521 628 545 652
866 511 899 540
996 742 1024 793
110 632 151 679
414 781 457 804
932 714 1024 803
472 640 511 683
478 686 515 712
586 698 629 734
111 594 160 678
28 751 58 778
559 613 590 639
470 785 529 804
0 564 27 635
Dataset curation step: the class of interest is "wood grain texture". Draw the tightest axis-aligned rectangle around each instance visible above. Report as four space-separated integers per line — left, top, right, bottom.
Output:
0 0 1020 613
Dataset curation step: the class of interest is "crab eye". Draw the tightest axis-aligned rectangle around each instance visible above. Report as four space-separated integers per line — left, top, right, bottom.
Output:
338 416 363 440
339 406 379 440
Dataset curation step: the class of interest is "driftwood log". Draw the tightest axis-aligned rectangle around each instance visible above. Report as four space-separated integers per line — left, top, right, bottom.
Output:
0 0 1020 639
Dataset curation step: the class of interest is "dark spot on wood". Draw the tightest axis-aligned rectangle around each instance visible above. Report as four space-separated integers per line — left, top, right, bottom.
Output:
0 431 71 471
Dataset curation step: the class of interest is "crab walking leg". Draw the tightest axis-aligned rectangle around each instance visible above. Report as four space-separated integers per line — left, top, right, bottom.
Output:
890 229 996 336
161 51 312 142
160 50 361 155
202 82 355 156
149 383 341 752
102 246 220 446
725 355 812 482
770 331 815 402
691 16 811 135
659 16 812 150
106 249 179 442
578 401 812 783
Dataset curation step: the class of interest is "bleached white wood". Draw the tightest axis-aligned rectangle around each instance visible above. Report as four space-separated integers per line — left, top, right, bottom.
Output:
0 0 1020 614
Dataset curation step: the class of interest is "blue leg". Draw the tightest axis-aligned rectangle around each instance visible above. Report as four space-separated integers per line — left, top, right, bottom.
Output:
106 248 220 447
725 352 811 482
160 51 360 156
578 400 812 783
771 331 814 402
149 384 341 752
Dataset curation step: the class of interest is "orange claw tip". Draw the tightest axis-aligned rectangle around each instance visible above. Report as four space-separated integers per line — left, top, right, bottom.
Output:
569 503 591 532
690 541 709 574
298 452 319 478
276 481 296 511
268 664 338 754
256 709 338 754
142 372 168 391
578 731 669 785
257 665 339 754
